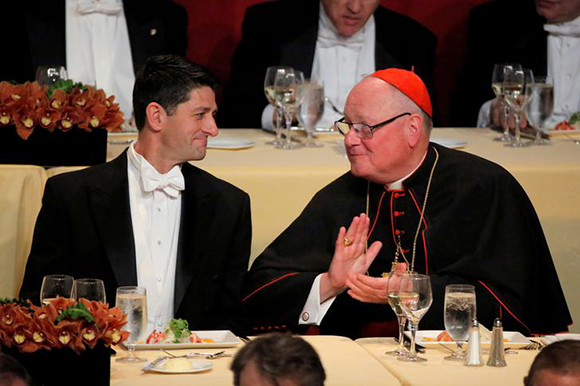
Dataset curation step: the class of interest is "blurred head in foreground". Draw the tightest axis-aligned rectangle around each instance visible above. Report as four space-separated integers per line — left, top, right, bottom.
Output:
524 340 580 386
0 353 31 386
231 333 326 386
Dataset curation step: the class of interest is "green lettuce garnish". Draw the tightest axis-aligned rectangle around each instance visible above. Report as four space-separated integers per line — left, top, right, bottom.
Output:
55 301 94 324
168 318 189 343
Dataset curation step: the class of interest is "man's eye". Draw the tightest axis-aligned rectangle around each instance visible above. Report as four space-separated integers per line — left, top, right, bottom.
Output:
195 113 205 119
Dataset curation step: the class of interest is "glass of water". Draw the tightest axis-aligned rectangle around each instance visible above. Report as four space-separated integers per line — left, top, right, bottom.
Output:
297 80 325 147
443 284 476 361
525 78 554 146
115 286 148 363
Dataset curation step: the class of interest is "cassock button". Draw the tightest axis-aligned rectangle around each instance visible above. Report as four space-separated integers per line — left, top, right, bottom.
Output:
301 312 310 322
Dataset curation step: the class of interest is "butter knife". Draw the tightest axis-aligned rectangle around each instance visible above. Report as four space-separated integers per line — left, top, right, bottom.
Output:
141 356 167 371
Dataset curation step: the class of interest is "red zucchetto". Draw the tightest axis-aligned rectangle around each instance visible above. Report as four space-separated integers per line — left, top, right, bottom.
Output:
371 68 432 117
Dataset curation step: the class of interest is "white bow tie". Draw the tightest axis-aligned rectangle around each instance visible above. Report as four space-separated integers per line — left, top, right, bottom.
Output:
544 22 580 37
77 0 122 15
141 166 185 198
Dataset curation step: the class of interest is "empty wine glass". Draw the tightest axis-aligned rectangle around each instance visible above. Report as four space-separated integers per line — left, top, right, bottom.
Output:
492 63 522 142
297 80 325 147
35 66 68 86
525 77 554 146
398 273 432 362
71 278 106 303
274 69 301 150
443 284 476 361
265 66 293 147
40 274 74 305
385 269 412 356
504 67 534 148
115 286 148 363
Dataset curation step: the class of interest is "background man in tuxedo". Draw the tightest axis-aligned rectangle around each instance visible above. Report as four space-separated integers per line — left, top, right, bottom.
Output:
19 55 252 334
218 0 437 129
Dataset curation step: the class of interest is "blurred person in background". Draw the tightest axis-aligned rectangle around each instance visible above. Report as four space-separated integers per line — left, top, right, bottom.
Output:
524 340 580 386
219 0 436 129
0 354 32 386
450 0 580 128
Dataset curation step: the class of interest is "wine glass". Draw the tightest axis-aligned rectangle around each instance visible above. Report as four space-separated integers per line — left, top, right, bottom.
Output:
265 66 293 147
40 274 74 305
385 269 412 356
492 63 522 142
443 284 476 361
274 69 301 150
35 66 68 86
398 273 432 362
71 278 106 303
297 80 325 147
504 67 534 148
525 77 554 146
115 286 148 363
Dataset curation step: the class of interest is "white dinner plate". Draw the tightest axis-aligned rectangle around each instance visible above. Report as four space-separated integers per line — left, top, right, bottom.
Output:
542 333 580 345
207 138 255 150
406 330 531 348
147 358 213 374
546 128 580 135
431 138 468 149
132 330 242 350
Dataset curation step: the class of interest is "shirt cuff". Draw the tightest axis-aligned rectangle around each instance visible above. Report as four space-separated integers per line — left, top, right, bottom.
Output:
477 99 493 127
298 274 337 325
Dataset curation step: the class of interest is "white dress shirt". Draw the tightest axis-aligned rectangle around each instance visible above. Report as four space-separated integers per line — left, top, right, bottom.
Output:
65 0 135 123
477 15 580 127
261 2 376 129
127 142 184 333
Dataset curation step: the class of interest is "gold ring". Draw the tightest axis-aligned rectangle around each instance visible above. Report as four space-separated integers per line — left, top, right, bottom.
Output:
344 237 353 246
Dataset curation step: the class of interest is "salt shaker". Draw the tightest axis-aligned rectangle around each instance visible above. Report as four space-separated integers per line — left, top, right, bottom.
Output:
465 319 484 366
487 318 507 367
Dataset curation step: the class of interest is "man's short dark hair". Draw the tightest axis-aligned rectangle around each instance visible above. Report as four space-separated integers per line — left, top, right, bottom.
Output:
231 333 326 386
0 353 32 386
525 340 580 386
132 55 218 130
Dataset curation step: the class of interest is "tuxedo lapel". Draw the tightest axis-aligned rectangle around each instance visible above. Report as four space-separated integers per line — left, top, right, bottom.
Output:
174 164 217 312
88 154 137 287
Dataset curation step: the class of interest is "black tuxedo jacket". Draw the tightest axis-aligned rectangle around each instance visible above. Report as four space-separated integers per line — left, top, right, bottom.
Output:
19 153 252 333
218 1 437 128
2 0 187 83
449 0 547 126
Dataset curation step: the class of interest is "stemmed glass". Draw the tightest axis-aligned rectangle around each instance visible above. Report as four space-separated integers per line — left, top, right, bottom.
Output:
297 80 325 147
492 63 522 142
35 66 68 86
40 274 74 305
115 286 148 363
274 69 301 150
264 66 293 147
443 284 476 361
385 269 412 356
504 67 534 147
398 273 432 362
71 278 106 303
525 77 554 146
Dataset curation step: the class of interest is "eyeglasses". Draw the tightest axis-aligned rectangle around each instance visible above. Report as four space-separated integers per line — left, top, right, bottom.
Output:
334 112 411 139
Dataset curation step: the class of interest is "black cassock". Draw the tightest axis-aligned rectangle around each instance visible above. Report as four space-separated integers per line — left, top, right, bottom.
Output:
244 143 571 338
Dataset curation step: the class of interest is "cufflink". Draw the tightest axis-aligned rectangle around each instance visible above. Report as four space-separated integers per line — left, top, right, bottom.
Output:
301 312 310 322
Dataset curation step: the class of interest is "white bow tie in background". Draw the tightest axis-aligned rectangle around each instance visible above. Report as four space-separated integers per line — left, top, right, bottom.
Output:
140 166 185 198
76 0 122 15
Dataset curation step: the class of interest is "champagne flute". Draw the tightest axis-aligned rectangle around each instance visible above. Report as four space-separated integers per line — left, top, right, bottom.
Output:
35 65 68 86
115 286 148 363
264 66 292 147
40 274 74 305
398 273 432 362
504 67 534 148
525 77 554 146
385 269 412 356
492 63 522 142
297 80 325 147
443 284 476 361
274 69 301 150
71 278 106 303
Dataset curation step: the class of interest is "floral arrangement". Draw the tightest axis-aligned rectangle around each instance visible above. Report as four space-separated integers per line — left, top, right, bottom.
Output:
0 80 124 140
0 297 129 354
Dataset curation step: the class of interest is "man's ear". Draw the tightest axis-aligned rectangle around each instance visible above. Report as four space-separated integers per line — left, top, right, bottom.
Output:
407 113 423 148
145 102 166 132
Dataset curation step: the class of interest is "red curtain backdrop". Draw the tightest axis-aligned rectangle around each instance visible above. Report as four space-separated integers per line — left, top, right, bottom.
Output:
174 0 491 126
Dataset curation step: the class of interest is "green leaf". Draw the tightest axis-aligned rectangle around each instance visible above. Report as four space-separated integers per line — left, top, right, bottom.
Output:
569 112 580 125
55 301 95 324
168 318 189 342
46 79 87 98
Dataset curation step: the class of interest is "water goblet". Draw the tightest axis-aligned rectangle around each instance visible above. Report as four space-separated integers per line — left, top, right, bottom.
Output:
40 274 74 305
297 80 325 147
385 269 411 356
71 278 106 303
443 284 476 361
525 78 554 146
492 63 521 142
115 286 148 363
265 66 293 147
398 273 432 362
274 69 301 150
504 67 534 148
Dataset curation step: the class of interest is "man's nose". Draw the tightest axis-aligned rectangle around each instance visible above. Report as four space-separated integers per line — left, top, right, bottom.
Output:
346 0 362 13
203 116 219 137
344 128 361 146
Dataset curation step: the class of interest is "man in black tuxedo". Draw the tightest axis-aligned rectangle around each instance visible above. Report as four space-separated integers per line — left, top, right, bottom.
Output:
218 0 437 129
19 56 252 334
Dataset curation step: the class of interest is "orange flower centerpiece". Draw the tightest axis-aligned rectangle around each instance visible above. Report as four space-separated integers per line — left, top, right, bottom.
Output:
0 80 124 167
0 297 129 386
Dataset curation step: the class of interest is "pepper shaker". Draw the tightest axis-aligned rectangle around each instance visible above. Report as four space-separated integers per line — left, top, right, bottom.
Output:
487 318 507 367
465 319 484 366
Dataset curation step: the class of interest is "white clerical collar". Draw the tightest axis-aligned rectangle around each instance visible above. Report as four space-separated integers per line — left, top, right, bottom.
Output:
544 14 580 36
318 1 374 45
386 148 429 190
